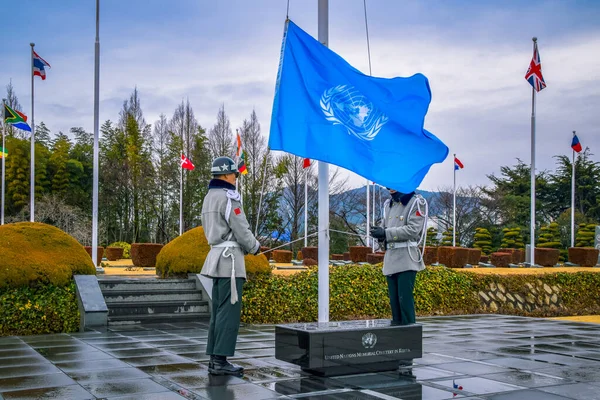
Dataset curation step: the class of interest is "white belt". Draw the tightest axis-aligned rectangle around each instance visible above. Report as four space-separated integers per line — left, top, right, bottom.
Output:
212 241 241 248
211 241 241 304
387 241 418 250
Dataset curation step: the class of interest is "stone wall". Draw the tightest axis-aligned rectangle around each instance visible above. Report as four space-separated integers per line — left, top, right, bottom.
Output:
478 279 561 313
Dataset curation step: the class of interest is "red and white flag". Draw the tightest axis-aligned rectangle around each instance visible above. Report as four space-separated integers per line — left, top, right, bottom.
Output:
181 154 195 171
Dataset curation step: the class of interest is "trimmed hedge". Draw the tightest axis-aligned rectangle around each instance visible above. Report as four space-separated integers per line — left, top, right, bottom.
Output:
156 226 270 277
349 246 370 262
0 282 79 336
273 250 292 263
109 242 131 259
84 246 104 266
105 247 124 261
0 222 95 289
241 265 600 324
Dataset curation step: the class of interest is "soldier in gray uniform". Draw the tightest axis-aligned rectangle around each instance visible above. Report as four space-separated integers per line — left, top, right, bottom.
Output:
370 189 427 325
201 156 261 376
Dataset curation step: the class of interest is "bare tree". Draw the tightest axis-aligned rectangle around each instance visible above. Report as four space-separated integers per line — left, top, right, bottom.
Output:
429 185 486 246
208 104 233 159
3 80 24 138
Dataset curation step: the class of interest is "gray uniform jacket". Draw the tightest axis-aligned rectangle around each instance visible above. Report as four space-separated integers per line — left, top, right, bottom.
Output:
381 194 426 276
200 187 260 279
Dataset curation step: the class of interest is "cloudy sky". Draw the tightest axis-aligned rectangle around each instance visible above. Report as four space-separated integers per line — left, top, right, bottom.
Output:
2 0 599 191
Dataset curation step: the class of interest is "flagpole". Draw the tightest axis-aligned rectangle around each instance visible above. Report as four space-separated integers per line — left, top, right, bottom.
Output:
1 99 6 225
30 43 35 222
529 37 537 267
366 179 370 247
304 166 308 247
372 181 375 251
255 148 270 236
179 159 183 236
571 130 576 248
453 153 456 247
317 0 330 323
92 0 100 267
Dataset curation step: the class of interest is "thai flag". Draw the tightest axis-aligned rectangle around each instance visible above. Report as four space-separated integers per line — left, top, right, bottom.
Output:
454 157 464 171
303 158 311 169
33 51 51 80
571 135 582 153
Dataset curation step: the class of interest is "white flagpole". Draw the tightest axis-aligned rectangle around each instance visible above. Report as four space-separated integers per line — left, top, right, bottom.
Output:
30 43 35 222
529 37 538 266
1 99 6 225
571 130 576 248
453 153 457 247
179 160 183 236
92 0 100 266
318 0 329 323
366 179 370 247
372 181 375 251
304 166 308 247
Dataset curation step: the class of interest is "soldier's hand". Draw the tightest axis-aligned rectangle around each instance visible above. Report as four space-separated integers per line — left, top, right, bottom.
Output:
370 226 386 240
253 246 261 256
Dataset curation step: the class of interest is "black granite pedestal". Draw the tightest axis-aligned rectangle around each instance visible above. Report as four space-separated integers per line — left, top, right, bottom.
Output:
275 319 422 376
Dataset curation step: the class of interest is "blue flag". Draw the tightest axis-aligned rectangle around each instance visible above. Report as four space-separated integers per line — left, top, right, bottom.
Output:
269 21 448 192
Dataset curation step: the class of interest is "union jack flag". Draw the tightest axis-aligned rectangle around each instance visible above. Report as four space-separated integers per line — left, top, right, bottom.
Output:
524 42 546 92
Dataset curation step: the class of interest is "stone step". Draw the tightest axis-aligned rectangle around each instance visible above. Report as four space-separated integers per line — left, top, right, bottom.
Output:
106 300 209 317
102 289 202 303
98 278 196 291
107 312 210 325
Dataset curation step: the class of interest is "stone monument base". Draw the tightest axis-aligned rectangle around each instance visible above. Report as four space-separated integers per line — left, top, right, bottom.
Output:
275 320 422 377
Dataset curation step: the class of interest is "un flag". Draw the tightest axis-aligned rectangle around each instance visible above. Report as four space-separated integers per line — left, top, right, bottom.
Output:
269 20 448 192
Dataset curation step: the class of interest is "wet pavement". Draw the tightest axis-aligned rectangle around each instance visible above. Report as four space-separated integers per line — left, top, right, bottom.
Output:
1 314 600 399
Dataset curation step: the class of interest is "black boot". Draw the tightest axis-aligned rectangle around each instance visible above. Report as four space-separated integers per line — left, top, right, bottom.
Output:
208 355 244 376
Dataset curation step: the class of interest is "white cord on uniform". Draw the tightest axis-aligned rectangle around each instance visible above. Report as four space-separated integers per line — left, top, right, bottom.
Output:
406 195 429 263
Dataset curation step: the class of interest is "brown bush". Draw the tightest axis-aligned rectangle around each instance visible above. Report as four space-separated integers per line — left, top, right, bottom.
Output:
331 254 344 260
467 248 482 265
498 248 525 264
366 253 384 264
438 246 469 268
273 250 292 263
349 246 370 262
131 243 163 268
568 247 600 267
422 246 438 266
260 246 272 259
296 251 303 261
105 247 124 261
301 247 318 261
84 246 104 266
491 252 512 267
343 252 350 261
535 248 560 267
480 255 489 263
303 258 317 266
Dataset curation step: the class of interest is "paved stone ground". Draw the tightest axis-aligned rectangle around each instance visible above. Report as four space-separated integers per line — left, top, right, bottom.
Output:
1 315 600 399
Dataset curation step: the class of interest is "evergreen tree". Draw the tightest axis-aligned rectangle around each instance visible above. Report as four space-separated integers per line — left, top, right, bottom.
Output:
35 122 52 147
575 223 596 247
49 133 72 195
500 227 525 249
5 137 30 212
537 222 561 248
426 227 439 247
473 227 493 254
441 227 457 246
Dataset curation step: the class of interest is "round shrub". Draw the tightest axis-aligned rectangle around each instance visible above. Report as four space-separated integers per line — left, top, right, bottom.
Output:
131 243 163 268
156 227 210 278
245 254 271 274
109 242 131 259
0 222 95 289
303 258 317 266
156 226 271 278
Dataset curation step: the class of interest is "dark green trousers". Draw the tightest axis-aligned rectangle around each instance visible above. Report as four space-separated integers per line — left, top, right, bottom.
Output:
206 277 245 357
386 270 417 325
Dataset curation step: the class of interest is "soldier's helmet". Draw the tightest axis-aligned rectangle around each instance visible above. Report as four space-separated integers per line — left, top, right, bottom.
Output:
211 156 239 177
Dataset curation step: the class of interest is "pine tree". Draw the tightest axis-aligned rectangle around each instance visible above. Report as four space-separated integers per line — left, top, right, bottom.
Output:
426 227 439 246
500 227 525 249
473 227 493 254
537 222 561 248
6 137 30 212
49 133 72 195
441 227 457 246
575 223 596 247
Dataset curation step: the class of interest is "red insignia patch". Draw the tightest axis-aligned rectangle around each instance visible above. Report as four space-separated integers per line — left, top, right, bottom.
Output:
416 210 422 217
234 208 241 215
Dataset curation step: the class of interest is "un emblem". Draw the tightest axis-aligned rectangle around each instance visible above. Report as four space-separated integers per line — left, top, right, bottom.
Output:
320 85 388 141
362 332 377 349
